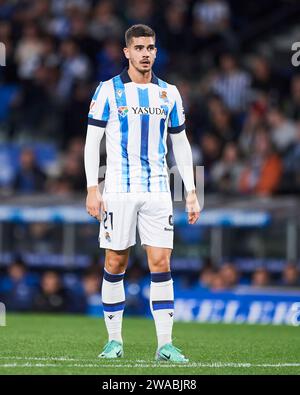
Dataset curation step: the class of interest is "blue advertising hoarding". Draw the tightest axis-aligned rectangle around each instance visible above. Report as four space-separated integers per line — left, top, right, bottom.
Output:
86 283 300 326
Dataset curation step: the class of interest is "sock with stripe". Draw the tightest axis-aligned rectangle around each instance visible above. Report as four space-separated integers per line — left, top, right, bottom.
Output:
150 271 174 350
101 269 125 344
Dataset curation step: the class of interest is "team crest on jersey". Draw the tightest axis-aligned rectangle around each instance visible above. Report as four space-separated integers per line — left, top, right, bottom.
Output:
159 90 168 103
118 106 128 117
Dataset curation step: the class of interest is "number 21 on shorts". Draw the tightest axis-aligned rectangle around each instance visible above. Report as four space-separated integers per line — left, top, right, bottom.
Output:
103 211 113 230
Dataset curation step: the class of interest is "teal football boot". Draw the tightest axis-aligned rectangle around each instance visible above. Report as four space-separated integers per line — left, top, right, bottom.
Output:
98 340 123 359
155 343 189 363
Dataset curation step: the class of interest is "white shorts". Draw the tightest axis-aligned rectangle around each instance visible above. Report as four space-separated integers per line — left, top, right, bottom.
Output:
99 192 173 250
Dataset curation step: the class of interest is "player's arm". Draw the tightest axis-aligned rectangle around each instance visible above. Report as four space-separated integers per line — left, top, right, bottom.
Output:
168 85 200 225
84 83 110 221
84 124 106 221
169 131 200 225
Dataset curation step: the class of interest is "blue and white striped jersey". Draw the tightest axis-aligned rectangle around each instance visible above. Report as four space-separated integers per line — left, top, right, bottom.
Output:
88 69 185 193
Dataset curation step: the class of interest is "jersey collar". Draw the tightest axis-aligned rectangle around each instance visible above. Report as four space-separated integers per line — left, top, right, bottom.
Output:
120 68 159 85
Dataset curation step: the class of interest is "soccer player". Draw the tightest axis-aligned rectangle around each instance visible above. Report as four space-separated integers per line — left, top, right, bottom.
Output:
84 24 200 363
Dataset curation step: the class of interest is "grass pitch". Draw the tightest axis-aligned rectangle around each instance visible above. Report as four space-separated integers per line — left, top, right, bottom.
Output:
0 313 299 375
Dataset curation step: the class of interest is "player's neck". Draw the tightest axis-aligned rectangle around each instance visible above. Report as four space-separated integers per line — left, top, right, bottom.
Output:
127 67 152 84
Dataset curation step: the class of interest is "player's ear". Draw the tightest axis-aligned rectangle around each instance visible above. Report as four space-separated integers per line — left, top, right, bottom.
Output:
123 47 130 60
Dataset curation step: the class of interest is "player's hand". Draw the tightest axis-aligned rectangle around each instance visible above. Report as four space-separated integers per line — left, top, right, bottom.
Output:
186 190 200 225
86 186 106 222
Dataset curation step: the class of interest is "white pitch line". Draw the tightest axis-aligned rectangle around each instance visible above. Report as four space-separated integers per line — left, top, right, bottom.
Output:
0 356 87 362
0 362 300 369
1 356 299 368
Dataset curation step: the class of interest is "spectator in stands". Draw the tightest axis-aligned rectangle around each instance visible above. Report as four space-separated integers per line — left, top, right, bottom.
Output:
281 263 299 287
12 62 62 140
61 153 86 191
95 39 125 82
88 0 123 43
267 106 297 154
50 0 90 19
33 271 68 312
219 262 239 288
201 93 226 134
37 35 60 71
210 106 238 147
251 267 270 287
0 258 36 311
13 148 47 194
200 133 222 190
83 271 101 297
57 39 91 100
286 74 300 121
46 175 74 195
68 10 99 62
201 133 221 170
239 128 282 196
67 136 85 158
192 0 234 53
199 266 215 289
125 0 155 27
62 82 91 146
250 55 284 102
281 121 300 193
0 0 15 20
210 272 227 291
14 22 44 80
82 270 102 315
160 1 188 56
239 97 268 156
210 142 243 194
211 52 251 113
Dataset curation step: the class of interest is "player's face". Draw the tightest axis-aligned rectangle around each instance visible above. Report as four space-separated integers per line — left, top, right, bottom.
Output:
124 36 157 73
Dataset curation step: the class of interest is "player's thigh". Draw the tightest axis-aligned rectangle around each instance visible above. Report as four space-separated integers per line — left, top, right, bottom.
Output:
137 192 174 250
144 245 172 273
104 248 131 274
99 193 138 250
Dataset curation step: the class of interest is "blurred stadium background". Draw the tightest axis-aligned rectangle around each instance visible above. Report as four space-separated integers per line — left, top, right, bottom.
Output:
0 0 300 326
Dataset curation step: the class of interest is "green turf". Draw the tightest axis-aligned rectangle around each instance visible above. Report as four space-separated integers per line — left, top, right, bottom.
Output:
0 313 299 375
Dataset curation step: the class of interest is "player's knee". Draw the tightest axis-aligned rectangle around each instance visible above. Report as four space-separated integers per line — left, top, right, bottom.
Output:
149 256 170 272
105 255 127 274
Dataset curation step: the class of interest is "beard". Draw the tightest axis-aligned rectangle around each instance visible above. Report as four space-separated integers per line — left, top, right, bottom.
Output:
130 59 152 73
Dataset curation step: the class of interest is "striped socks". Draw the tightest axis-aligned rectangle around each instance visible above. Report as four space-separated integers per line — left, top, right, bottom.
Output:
150 272 174 349
101 269 125 343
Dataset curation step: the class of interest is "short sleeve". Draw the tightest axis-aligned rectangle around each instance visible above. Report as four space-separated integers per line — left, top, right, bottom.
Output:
88 82 110 128
168 86 186 134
